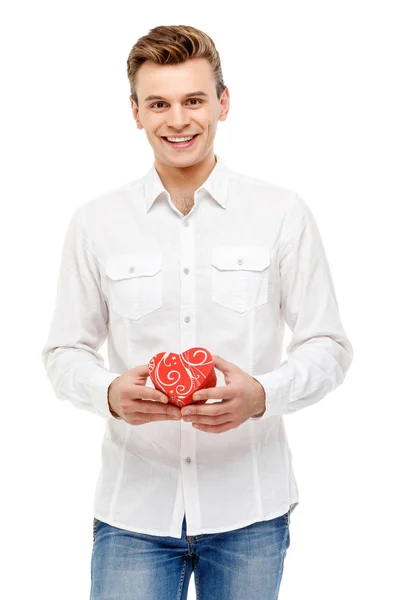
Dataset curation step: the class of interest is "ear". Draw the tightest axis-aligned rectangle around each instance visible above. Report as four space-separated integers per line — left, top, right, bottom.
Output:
130 97 143 130
219 87 230 122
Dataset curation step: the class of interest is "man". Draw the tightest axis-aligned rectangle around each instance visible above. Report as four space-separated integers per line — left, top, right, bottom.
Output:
42 24 353 600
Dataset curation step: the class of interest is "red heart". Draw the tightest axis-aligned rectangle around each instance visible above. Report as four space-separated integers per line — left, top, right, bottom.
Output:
148 347 217 408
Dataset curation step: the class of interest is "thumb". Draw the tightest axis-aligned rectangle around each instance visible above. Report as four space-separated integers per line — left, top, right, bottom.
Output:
212 354 233 375
129 364 149 379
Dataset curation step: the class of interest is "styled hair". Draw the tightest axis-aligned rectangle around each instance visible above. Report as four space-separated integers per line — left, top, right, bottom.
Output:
127 25 227 106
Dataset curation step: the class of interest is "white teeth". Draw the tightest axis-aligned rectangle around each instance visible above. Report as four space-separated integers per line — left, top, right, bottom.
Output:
166 136 194 142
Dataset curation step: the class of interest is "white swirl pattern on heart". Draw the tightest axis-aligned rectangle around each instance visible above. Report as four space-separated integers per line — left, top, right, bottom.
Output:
148 347 216 407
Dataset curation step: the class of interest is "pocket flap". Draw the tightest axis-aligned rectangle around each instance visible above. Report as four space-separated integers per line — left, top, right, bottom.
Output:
105 252 162 280
211 246 270 271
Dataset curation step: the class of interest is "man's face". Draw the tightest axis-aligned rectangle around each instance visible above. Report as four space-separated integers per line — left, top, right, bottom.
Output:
130 57 229 168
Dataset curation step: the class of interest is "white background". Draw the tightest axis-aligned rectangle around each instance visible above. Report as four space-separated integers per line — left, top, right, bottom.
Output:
1 1 399 598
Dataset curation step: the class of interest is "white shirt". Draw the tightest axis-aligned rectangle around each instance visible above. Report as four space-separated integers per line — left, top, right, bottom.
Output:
41 154 353 538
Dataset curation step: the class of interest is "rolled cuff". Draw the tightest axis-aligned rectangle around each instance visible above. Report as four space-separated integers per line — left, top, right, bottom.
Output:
90 371 122 418
250 372 287 420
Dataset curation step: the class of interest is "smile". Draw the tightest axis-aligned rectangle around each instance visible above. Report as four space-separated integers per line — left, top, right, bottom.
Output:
161 134 200 149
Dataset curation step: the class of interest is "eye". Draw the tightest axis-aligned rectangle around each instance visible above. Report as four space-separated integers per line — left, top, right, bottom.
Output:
150 99 203 109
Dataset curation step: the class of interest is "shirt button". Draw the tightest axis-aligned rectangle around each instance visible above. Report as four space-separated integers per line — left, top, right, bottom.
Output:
183 220 189 227
184 316 191 323
237 258 243 265
183 268 190 275
129 266 135 272
185 457 192 464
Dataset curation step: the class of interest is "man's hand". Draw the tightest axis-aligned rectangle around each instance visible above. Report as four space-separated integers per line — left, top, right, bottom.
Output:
107 365 183 424
179 355 267 433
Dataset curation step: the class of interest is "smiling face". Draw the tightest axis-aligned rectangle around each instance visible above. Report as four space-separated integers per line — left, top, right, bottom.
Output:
130 57 229 170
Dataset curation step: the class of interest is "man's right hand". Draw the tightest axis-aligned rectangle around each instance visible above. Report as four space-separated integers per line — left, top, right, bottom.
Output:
107 364 182 424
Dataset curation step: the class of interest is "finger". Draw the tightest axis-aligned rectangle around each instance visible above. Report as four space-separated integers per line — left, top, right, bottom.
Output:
128 364 149 376
182 397 234 417
192 420 237 434
134 399 180 416
133 387 169 403
212 355 234 375
130 412 181 425
188 412 232 426
191 385 232 402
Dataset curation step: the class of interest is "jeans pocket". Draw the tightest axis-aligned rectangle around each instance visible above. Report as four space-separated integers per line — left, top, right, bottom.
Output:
284 509 291 527
93 517 100 542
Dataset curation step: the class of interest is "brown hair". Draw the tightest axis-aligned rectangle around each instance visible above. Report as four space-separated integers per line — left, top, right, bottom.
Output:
127 25 227 106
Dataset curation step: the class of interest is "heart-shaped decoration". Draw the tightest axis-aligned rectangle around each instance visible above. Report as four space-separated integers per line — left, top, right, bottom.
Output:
148 347 217 408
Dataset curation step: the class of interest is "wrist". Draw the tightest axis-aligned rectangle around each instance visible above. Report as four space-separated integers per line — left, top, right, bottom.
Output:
252 378 266 417
107 384 121 419
108 402 120 419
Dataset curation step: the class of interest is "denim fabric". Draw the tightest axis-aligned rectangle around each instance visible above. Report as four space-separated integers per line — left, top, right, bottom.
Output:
90 510 291 599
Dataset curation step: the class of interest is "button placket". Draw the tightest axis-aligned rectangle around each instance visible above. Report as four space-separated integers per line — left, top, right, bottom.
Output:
180 218 195 335
179 216 201 532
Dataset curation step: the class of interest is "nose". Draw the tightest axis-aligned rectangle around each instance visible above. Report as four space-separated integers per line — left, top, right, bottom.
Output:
166 105 190 130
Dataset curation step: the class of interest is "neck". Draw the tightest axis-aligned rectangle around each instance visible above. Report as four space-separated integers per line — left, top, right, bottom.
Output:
154 151 217 196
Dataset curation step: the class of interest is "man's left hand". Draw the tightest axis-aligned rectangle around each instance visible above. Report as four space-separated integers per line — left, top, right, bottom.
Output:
180 355 266 433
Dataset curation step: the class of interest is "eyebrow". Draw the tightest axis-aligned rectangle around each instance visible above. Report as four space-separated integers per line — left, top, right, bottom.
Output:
144 91 209 103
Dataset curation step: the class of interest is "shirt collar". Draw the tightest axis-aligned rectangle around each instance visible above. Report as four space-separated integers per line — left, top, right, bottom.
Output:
142 153 231 212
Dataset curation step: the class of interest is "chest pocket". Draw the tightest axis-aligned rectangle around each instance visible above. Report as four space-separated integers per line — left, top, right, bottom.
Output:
211 246 270 313
105 252 163 320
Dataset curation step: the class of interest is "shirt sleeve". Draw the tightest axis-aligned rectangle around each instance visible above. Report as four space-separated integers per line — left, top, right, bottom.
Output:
41 204 122 418
251 193 354 420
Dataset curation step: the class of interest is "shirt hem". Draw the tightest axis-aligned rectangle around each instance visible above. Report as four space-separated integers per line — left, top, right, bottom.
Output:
93 499 299 539
184 500 299 537
93 513 180 538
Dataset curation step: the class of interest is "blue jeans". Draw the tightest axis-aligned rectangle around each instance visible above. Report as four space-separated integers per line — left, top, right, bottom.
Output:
90 510 291 599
